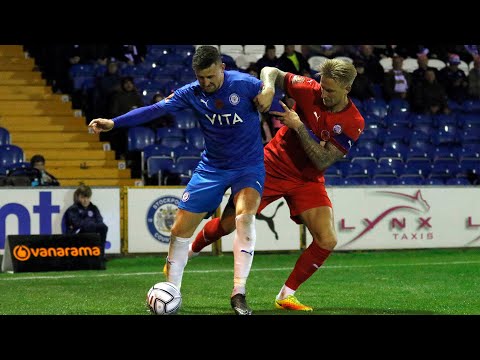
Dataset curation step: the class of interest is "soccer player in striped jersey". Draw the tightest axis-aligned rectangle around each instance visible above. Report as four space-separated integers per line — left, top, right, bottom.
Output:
188 59 365 311
88 45 268 315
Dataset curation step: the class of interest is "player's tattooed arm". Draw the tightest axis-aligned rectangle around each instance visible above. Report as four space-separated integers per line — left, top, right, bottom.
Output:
295 125 345 171
260 66 287 91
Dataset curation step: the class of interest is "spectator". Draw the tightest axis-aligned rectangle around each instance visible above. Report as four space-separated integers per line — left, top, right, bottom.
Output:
93 59 123 118
411 69 450 115
352 45 385 86
277 45 311 76
30 154 60 186
64 184 108 257
383 54 411 102
468 55 480 100
255 45 280 73
147 92 175 130
438 53 469 104
109 76 144 118
349 59 376 101
411 53 439 88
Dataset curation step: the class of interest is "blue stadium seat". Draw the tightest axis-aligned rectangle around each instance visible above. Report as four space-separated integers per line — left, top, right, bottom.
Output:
432 145 459 161
406 140 434 159
379 141 409 159
445 177 471 185
160 137 187 149
361 126 382 142
387 98 410 115
324 175 344 186
342 163 371 177
429 159 460 178
408 113 433 126
172 144 202 158
457 113 480 129
127 126 156 152
364 98 388 118
0 127 10 145
142 144 175 176
174 111 198 130
405 158 432 177
179 174 192 185
433 113 457 127
370 175 397 185
383 112 411 128
430 128 458 146
394 174 424 185
184 128 205 150
0 145 24 167
362 113 386 127
351 157 377 173
458 128 480 145
408 129 430 144
175 156 201 176
342 176 368 185
458 143 480 159
146 156 175 184
462 99 480 113
352 140 382 158
377 157 405 175
381 127 411 144
423 177 445 185
156 127 184 142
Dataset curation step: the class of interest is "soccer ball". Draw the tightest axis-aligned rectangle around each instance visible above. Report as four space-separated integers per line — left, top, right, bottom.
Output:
146 281 182 315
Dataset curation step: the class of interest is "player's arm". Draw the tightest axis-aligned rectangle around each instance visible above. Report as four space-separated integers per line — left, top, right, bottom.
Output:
88 101 170 134
255 67 288 113
270 101 344 171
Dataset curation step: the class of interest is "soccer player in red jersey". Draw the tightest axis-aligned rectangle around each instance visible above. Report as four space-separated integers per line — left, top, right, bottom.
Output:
189 59 365 311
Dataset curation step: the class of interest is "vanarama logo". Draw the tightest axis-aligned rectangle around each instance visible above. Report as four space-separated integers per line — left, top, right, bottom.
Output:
13 244 101 261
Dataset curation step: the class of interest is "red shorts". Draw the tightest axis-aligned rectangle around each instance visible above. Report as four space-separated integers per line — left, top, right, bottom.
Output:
258 169 332 224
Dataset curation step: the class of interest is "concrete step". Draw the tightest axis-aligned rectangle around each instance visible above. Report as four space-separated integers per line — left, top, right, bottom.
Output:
58 178 142 187
24 149 116 160
4 123 87 132
0 93 65 101
0 45 25 57
47 159 123 168
51 167 132 179
0 71 43 80
0 56 35 67
0 115 85 126
0 85 52 95
0 100 73 115
12 131 98 142
0 78 46 86
14 141 108 150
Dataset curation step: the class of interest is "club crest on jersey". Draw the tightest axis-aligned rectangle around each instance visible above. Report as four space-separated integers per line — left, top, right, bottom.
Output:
229 93 240 106
291 75 305 84
321 130 331 141
146 196 181 243
333 124 342 134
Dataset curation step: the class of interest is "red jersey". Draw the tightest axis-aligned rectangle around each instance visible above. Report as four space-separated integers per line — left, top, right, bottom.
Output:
264 72 365 182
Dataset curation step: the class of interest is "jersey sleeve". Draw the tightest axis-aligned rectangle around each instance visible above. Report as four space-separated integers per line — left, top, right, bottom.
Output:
330 113 365 154
283 72 314 106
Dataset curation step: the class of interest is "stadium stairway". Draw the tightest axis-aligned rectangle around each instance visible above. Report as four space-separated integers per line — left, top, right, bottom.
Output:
0 45 142 186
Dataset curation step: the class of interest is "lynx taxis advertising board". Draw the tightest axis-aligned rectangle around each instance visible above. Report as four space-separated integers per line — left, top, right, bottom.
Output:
305 187 480 250
126 187 299 253
0 187 121 255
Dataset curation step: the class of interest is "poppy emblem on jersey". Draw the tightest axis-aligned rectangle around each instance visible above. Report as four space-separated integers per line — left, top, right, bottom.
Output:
215 98 224 109
291 75 305 84
320 130 331 141
229 93 240 106
333 124 342 134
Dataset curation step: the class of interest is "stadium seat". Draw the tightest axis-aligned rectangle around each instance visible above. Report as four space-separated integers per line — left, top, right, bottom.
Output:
405 158 432 177
351 140 382 158
394 174 424 185
351 157 377 174
141 144 175 177
156 127 184 142
324 174 344 186
364 98 388 118
381 127 411 144
383 112 411 128
172 144 202 158
433 113 457 128
379 57 392 72
409 129 431 144
445 177 471 185
160 137 187 149
432 145 459 161
427 58 446 71
408 113 434 126
127 126 156 152
430 128 458 146
175 156 201 175
0 127 10 145
387 98 410 115
174 111 197 130
342 163 371 177
342 176 368 185
462 99 480 113
429 159 460 178
146 156 175 184
401 57 418 73
379 140 409 159
184 128 205 150
423 177 445 185
0 145 24 168
458 128 480 144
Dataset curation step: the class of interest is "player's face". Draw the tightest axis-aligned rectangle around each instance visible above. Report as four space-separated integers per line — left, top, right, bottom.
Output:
195 62 225 93
320 76 349 112
78 195 91 208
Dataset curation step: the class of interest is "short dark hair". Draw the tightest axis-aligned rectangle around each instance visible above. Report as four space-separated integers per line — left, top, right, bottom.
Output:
74 184 92 202
265 45 276 51
30 154 45 166
192 45 221 72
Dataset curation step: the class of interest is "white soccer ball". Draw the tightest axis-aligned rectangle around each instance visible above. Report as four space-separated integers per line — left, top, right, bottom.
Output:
146 281 182 315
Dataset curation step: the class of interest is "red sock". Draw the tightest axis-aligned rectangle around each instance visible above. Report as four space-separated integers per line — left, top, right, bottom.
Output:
191 217 228 253
285 241 332 291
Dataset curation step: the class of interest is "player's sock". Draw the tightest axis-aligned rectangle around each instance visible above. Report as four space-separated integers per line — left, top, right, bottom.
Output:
276 285 295 300
190 217 228 255
165 235 190 290
231 214 256 297
283 241 332 292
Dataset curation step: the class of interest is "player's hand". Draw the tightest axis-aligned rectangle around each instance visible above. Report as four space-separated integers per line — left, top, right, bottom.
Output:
254 86 275 113
269 100 303 130
88 118 114 133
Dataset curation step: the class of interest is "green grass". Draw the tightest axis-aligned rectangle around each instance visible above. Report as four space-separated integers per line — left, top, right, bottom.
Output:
1 248 479 315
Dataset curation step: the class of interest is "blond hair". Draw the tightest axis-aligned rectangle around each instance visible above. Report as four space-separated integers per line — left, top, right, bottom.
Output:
318 59 357 88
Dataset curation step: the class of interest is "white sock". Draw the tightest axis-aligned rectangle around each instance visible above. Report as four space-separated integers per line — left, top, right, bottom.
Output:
276 285 295 300
166 236 190 290
232 214 256 297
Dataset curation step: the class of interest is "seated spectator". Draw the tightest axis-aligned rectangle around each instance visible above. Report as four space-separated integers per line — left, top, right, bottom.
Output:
30 154 60 186
438 53 469 104
383 54 411 102
277 45 311 77
349 59 376 101
411 52 439 88
147 92 175 129
255 45 280 73
411 69 450 115
468 55 480 100
64 184 108 253
109 76 144 118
